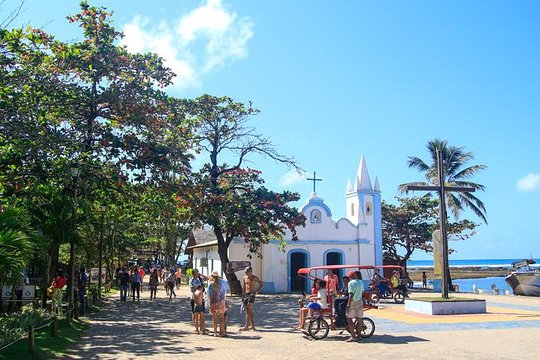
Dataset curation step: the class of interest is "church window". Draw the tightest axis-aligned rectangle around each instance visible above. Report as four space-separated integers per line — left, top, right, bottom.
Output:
311 209 321 223
366 201 372 216
350 203 355 216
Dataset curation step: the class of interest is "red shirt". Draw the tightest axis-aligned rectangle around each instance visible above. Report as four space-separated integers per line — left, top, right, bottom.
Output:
53 276 67 289
324 274 339 293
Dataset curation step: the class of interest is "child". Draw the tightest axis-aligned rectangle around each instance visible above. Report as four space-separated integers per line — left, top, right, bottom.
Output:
223 300 230 334
296 280 328 329
193 284 205 335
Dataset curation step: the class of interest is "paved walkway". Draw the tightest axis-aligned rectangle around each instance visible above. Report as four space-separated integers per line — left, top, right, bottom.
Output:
64 283 540 360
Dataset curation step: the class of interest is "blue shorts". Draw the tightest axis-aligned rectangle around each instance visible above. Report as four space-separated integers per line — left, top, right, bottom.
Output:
307 302 321 310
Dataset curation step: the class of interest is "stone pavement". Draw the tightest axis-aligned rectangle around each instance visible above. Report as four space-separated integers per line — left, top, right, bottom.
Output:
63 282 540 360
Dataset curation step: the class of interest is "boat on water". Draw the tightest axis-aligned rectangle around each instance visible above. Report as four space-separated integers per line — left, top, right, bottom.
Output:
505 259 540 296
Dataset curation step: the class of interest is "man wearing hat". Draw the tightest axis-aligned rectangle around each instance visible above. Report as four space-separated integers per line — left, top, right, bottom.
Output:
345 270 365 342
240 266 264 331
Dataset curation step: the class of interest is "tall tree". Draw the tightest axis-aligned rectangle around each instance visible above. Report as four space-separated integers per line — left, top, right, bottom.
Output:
189 95 305 293
399 139 488 224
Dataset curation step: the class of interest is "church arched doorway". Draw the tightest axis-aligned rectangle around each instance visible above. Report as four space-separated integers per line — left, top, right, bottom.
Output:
325 250 344 289
289 250 309 292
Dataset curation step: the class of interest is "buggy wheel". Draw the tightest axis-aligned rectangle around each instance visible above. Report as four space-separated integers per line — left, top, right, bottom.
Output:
370 293 380 304
358 317 375 338
394 292 405 304
308 318 329 340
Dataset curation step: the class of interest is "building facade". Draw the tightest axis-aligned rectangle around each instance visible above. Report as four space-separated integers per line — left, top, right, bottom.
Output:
189 156 383 293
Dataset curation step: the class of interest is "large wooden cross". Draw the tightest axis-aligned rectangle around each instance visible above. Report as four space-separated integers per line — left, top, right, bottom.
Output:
307 171 322 193
406 150 475 299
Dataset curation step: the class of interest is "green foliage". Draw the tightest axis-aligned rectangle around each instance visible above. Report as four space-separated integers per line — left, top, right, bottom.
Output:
1 2 196 275
187 94 305 268
0 316 88 359
0 207 34 284
399 139 488 224
0 304 51 348
382 196 477 264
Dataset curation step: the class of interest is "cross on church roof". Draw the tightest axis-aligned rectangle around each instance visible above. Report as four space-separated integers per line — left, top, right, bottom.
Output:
307 171 322 193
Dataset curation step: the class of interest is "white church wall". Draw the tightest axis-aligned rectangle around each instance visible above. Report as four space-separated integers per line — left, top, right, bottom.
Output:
190 156 383 293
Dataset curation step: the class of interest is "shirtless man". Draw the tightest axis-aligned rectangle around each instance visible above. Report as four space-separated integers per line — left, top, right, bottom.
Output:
193 284 205 334
240 266 264 331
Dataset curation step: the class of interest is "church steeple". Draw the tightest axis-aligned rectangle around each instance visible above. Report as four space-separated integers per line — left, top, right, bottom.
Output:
346 178 353 193
355 155 373 191
374 176 380 192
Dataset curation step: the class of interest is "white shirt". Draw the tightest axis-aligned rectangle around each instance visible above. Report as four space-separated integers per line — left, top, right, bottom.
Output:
317 288 328 309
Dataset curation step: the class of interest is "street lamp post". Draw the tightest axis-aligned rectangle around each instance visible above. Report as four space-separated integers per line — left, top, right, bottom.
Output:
67 163 80 322
98 205 106 301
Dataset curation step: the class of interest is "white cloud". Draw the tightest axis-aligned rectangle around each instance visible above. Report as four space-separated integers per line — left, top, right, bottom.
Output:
120 0 253 90
516 173 540 192
279 170 305 187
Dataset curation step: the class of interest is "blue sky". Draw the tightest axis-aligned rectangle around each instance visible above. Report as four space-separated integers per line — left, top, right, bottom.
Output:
4 0 540 260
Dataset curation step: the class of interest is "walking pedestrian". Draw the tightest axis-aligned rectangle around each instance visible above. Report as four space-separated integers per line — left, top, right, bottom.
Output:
131 266 142 301
166 270 176 299
119 267 129 302
149 268 159 300
345 271 365 342
138 266 145 293
78 267 88 315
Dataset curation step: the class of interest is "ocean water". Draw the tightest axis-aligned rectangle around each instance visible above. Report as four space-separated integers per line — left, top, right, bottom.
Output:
408 258 539 268
408 258 539 294
413 276 512 294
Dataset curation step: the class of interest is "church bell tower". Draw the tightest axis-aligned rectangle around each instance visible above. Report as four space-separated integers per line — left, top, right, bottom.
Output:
345 156 383 265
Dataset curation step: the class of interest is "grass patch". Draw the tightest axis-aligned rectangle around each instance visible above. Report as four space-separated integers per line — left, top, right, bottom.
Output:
0 318 89 360
413 297 482 302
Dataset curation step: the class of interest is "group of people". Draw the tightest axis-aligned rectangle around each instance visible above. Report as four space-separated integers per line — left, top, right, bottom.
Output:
116 265 184 302
371 268 410 297
295 269 367 342
189 266 264 337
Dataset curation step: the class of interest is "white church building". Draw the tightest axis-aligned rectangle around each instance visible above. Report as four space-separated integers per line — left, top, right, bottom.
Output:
188 156 383 293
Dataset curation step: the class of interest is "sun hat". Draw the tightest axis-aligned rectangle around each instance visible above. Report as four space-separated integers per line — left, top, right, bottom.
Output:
211 271 220 277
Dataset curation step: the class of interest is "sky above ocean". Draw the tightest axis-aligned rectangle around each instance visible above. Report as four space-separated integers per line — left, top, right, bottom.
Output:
4 0 540 261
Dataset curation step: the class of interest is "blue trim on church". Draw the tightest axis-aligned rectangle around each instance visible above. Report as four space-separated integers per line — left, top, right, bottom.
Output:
287 249 310 293
253 239 371 245
323 249 345 264
373 192 383 266
301 198 332 217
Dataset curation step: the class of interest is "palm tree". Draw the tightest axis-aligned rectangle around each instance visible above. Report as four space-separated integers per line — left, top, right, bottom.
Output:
0 207 33 310
399 139 487 224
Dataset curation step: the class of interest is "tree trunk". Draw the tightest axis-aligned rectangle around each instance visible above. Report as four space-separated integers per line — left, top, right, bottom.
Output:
43 245 59 308
217 245 242 295
28 325 35 353
51 316 57 337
